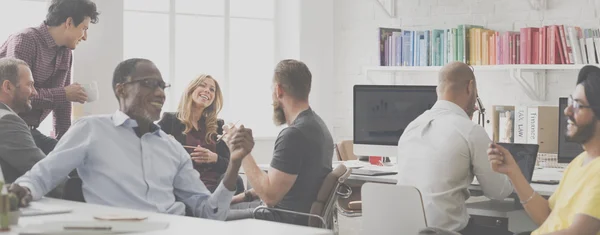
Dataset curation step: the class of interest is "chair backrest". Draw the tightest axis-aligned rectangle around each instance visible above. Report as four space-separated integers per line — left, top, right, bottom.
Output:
335 140 358 161
307 164 351 228
361 183 427 235
63 176 85 202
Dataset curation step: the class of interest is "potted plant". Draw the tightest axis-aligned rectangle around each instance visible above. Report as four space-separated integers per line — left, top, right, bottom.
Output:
7 193 19 225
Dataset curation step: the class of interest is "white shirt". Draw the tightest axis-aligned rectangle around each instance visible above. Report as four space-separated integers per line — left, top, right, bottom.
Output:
396 100 512 231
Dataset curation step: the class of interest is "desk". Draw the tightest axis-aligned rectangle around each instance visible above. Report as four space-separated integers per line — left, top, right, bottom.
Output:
257 162 564 233
257 162 562 197
7 198 333 235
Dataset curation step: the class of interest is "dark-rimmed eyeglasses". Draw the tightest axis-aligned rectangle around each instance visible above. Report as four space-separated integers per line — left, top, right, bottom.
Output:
568 95 594 111
121 77 171 90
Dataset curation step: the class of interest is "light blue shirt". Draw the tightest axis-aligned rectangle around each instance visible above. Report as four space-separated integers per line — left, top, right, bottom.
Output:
15 111 235 220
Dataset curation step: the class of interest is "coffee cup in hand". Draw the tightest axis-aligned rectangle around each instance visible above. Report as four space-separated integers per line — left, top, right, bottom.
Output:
81 81 99 102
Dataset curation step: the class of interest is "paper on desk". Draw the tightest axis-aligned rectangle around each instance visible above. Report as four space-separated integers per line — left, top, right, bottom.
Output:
18 221 169 235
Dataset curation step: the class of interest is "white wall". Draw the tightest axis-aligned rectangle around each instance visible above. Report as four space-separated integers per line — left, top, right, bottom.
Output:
72 0 123 117
332 0 600 141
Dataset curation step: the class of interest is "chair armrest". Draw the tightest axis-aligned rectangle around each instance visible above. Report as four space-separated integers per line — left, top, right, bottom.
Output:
252 206 326 228
348 201 362 210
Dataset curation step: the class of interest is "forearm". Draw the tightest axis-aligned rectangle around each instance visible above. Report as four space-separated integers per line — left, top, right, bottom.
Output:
241 154 270 199
32 87 68 109
508 171 551 225
221 160 242 192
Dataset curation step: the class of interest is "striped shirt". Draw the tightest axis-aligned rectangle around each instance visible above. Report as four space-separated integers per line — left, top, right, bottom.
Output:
0 22 73 139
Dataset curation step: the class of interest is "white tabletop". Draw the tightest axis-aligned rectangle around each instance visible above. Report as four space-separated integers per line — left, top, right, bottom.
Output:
6 198 332 235
257 161 564 197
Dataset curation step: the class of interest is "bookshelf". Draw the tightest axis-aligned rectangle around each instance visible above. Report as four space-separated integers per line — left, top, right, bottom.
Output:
362 64 600 101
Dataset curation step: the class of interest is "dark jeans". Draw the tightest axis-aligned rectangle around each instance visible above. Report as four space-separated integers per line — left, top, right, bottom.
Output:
31 128 58 155
459 218 513 235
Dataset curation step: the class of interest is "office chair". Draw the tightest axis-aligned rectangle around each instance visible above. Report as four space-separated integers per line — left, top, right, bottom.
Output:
362 183 428 235
252 164 352 229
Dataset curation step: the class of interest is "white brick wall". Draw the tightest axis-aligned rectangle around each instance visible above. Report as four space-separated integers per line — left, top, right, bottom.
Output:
332 0 600 141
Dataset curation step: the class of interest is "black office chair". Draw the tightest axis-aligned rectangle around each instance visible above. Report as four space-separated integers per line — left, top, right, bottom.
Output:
62 175 85 202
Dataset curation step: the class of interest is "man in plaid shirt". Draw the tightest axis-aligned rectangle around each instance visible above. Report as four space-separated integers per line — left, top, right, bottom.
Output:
0 0 99 154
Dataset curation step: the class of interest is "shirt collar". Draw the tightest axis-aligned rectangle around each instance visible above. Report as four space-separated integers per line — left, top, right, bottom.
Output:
39 22 59 49
0 102 15 113
111 110 162 136
432 100 469 119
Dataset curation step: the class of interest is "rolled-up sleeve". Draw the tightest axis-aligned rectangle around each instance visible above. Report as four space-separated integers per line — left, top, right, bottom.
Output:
469 126 513 200
173 147 234 220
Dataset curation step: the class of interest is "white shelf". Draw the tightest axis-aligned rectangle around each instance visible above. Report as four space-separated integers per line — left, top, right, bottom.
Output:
362 64 599 101
363 64 599 72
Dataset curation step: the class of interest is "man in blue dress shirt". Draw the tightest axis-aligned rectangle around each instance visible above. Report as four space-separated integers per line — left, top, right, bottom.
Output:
8 58 254 220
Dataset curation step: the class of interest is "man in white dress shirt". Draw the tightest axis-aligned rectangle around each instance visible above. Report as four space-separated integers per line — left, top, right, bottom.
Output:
396 61 513 235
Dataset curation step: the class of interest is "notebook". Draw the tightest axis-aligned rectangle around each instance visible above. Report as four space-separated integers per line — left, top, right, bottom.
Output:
21 202 73 217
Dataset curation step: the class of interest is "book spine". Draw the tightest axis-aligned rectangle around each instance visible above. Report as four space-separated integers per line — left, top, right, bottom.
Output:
520 28 528 64
514 106 528 144
559 25 571 64
527 107 539 145
568 26 583 64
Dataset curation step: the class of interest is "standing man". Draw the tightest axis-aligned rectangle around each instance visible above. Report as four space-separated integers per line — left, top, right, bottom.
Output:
0 0 100 154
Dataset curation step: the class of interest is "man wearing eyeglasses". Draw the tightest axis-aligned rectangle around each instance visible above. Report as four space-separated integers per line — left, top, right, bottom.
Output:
488 65 600 234
8 58 255 220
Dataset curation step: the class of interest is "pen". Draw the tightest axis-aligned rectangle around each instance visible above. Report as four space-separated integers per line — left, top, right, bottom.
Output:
216 120 240 142
63 226 112 230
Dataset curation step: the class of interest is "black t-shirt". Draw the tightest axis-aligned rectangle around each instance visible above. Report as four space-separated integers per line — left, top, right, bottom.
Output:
270 107 333 224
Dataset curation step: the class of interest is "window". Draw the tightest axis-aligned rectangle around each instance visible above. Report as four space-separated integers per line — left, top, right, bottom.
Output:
124 0 278 137
0 0 53 136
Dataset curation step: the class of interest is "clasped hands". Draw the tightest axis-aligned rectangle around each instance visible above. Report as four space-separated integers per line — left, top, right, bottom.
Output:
220 122 254 163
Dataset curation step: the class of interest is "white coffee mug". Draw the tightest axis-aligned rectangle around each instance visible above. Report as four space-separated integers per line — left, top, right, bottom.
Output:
81 81 99 102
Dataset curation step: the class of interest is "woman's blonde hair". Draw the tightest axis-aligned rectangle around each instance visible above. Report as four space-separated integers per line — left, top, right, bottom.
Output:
177 74 223 144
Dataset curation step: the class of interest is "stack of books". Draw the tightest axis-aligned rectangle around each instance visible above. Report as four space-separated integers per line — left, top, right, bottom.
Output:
379 25 599 66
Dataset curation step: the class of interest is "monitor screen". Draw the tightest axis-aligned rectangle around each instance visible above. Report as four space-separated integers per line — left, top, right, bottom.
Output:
558 97 584 163
497 143 539 183
353 85 437 146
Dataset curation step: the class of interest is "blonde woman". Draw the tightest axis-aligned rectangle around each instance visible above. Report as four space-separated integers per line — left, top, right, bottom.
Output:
159 74 244 194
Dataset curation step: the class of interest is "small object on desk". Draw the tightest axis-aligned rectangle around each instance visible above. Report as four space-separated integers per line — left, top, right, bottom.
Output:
94 214 148 221
64 226 112 230
532 179 560 185
352 168 397 176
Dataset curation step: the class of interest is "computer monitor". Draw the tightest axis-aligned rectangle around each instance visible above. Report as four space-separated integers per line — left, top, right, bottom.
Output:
558 97 584 163
353 85 437 157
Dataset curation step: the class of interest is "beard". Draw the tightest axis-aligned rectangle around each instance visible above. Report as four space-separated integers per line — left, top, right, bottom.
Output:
126 98 161 122
272 100 286 126
566 115 597 144
13 91 32 113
